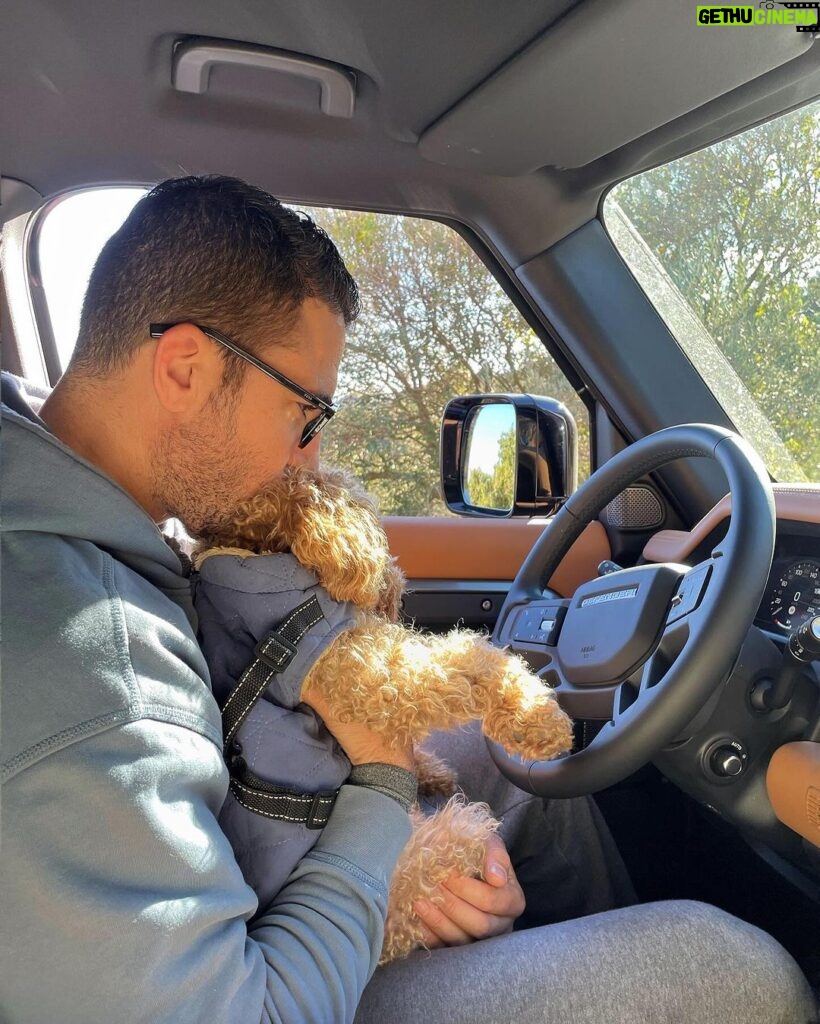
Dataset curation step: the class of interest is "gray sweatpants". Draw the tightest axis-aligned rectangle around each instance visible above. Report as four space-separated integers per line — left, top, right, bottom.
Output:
355 724 818 1024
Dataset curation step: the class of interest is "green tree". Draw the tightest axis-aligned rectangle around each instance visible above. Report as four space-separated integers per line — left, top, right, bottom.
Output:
306 210 588 515
611 103 820 479
466 426 517 510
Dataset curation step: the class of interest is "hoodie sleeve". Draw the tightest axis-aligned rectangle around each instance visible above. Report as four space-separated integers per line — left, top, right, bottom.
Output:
0 717 411 1024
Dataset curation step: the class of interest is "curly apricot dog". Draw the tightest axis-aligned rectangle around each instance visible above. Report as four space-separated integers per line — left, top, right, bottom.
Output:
195 465 573 963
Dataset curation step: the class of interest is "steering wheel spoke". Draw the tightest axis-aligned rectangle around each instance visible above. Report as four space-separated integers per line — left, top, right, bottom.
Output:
610 636 672 722
664 557 714 628
546 665 619 722
611 678 640 723
641 606 694 690
637 556 719 687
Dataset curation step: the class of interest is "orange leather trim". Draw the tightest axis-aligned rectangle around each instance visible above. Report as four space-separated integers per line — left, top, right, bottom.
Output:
383 517 611 597
643 484 820 564
766 742 820 848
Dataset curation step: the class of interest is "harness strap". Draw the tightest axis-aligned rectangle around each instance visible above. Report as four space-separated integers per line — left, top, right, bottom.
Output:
220 594 338 828
229 758 337 829
221 594 325 751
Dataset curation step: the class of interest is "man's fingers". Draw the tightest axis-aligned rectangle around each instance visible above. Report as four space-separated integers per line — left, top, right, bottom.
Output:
484 833 513 883
414 888 509 943
416 920 445 949
412 837 525 948
444 871 525 918
413 897 474 945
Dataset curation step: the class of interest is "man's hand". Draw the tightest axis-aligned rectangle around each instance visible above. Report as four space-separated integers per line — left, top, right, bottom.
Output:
302 686 415 772
413 834 525 947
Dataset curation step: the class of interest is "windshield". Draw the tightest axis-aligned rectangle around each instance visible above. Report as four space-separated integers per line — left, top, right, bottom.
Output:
604 101 819 483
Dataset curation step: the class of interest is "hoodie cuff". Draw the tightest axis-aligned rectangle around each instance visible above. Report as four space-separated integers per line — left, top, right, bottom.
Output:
312 784 412 891
348 762 418 811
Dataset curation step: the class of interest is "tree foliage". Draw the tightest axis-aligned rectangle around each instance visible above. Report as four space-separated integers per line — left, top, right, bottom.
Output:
611 103 819 480
466 427 517 511
309 211 588 515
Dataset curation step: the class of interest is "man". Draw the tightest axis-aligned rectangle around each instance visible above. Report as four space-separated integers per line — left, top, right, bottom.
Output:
1 176 815 1024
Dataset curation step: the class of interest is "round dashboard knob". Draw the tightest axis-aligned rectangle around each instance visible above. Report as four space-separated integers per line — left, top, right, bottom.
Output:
711 748 744 777
789 616 820 663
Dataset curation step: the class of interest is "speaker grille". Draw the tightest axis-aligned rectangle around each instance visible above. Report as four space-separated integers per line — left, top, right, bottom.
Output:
601 486 664 531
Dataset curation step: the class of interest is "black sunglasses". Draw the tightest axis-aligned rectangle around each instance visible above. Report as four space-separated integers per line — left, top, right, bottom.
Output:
149 322 336 449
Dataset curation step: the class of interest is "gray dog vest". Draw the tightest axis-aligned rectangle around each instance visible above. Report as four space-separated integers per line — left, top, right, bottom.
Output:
194 551 359 912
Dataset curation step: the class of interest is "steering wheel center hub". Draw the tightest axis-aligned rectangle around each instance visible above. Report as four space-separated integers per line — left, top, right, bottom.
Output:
557 564 685 685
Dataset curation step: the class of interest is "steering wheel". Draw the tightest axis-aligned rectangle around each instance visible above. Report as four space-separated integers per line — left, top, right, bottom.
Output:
487 424 775 798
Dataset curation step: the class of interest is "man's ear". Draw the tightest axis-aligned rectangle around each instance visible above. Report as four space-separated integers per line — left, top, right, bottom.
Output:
152 324 221 415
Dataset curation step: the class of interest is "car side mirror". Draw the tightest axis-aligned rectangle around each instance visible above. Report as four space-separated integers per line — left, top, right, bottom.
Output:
440 394 577 517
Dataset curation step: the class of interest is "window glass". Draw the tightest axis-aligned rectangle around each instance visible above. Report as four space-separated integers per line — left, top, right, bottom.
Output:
604 102 819 483
302 208 588 514
38 187 146 369
36 193 588 514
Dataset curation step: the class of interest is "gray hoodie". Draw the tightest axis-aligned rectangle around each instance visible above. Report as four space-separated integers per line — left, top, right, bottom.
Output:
0 373 411 1024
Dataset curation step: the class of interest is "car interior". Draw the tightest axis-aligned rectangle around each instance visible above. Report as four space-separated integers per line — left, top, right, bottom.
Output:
2 0 819 1000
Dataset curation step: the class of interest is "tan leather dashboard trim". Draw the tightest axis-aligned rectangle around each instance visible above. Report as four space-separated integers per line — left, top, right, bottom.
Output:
643 484 820 563
766 742 820 848
383 518 610 597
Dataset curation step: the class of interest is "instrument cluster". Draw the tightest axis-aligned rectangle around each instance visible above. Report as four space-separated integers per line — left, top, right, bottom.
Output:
755 530 820 635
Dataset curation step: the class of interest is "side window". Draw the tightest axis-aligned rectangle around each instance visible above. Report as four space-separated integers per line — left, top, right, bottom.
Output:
35 194 588 516
603 101 819 484
302 209 588 515
37 188 147 370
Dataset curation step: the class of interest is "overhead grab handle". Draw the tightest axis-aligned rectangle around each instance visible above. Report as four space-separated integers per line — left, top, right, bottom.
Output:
172 37 356 118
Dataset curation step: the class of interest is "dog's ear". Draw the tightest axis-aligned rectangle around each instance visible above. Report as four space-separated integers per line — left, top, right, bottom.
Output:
283 465 401 611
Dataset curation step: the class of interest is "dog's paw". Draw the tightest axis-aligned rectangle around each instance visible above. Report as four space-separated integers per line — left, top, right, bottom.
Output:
511 695 574 760
483 668 574 761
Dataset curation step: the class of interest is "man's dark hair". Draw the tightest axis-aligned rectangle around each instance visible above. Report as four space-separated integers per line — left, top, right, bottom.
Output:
70 175 359 382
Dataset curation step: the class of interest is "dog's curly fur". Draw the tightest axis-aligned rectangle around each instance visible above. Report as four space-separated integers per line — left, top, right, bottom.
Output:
197 465 574 963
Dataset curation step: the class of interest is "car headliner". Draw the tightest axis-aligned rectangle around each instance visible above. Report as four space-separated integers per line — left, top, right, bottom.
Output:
2 0 819 267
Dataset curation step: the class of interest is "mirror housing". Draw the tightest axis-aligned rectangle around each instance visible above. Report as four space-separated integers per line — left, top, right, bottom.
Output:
441 394 577 517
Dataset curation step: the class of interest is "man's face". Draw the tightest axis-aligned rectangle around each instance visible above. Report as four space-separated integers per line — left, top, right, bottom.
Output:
154 298 345 537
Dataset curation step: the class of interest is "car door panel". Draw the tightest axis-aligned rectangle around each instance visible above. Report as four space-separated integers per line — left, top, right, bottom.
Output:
384 517 610 632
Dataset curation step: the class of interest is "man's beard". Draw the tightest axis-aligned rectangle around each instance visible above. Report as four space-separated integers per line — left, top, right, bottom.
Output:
151 399 257 540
